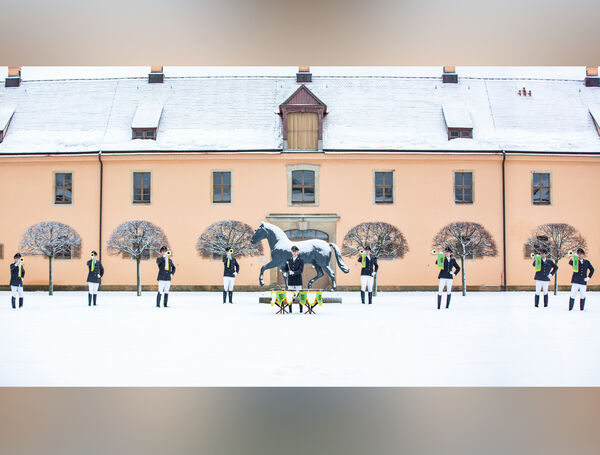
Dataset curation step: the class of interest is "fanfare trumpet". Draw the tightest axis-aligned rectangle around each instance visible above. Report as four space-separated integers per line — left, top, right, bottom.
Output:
166 250 172 256
226 248 234 267
359 249 366 268
530 252 536 258
19 257 24 263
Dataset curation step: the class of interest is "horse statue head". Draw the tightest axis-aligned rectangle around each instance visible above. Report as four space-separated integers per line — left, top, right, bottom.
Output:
251 221 268 245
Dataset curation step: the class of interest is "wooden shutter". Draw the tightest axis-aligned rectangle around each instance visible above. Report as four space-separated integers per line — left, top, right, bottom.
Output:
288 112 318 150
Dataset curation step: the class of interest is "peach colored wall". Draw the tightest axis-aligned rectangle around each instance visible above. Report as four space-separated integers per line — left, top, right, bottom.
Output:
1 153 598 289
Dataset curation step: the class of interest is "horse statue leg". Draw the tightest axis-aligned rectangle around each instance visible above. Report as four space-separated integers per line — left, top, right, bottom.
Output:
280 267 289 289
307 264 325 289
259 260 279 287
323 265 336 290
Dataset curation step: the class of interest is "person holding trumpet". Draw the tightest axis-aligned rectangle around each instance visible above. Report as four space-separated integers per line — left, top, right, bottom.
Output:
285 245 304 313
156 246 176 308
9 253 25 309
568 248 594 311
531 249 557 308
86 250 105 306
434 247 460 309
222 248 240 304
358 246 378 304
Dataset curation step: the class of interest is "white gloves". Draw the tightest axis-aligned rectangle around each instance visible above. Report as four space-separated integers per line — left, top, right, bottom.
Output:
289 271 294 275
547 274 552 279
234 272 237 276
170 274 173 279
372 272 376 277
97 274 101 278
585 277 590 282
450 272 455 277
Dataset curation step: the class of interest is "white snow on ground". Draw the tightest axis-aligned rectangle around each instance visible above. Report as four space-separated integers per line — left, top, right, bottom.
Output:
1 291 599 386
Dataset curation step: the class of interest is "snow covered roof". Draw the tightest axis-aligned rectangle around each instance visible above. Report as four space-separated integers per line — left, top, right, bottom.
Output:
1 66 600 154
132 103 163 129
442 105 473 129
0 104 16 131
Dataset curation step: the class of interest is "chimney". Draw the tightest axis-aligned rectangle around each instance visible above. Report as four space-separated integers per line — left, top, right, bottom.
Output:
585 66 599 87
296 66 312 83
148 65 164 83
442 65 458 83
5 66 21 87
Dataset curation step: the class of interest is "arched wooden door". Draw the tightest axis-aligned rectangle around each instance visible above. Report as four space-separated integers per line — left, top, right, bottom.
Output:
278 229 331 289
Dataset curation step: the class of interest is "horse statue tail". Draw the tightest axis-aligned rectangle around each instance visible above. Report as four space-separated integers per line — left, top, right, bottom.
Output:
329 243 350 273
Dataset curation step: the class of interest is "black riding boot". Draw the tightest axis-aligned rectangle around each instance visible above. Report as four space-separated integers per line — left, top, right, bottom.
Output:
88 293 92 306
368 292 373 304
19 297 23 308
534 294 539 307
11 297 16 309
437 294 442 310
543 294 548 307
223 291 227 304
446 294 451 309
92 294 97 306
569 298 574 311
361 291 365 304
228 291 233 304
163 293 169 307
580 298 586 311
156 292 161 308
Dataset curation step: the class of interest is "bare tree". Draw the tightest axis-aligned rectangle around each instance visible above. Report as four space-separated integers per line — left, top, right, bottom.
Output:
196 220 263 258
432 221 497 296
20 221 81 295
107 220 169 296
342 221 409 295
524 223 587 295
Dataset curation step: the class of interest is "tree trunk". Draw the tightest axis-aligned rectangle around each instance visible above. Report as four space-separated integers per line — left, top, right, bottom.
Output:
48 255 54 296
461 256 466 296
554 269 558 295
136 258 141 296
373 272 378 296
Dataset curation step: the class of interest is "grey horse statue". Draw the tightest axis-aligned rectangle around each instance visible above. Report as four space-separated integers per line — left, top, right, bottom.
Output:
250 221 350 290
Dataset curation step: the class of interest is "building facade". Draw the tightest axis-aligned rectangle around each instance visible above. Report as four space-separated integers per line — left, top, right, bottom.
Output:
1 66 600 290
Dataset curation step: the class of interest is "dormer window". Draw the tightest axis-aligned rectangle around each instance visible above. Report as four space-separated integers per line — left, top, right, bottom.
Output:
0 104 16 143
442 104 473 140
279 85 327 151
131 103 163 140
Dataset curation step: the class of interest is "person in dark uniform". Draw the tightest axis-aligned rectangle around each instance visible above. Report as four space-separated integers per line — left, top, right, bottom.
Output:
285 246 304 313
568 248 594 311
156 246 176 308
86 250 105 306
358 246 378 304
436 247 460 309
9 253 25 309
532 249 558 308
222 250 240 304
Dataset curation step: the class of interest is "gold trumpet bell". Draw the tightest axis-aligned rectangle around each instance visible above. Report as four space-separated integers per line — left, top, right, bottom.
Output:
530 252 536 258
431 249 437 255
567 250 574 257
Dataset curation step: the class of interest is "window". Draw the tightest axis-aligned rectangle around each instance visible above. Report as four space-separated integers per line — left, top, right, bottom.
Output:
213 171 232 203
287 112 318 150
285 229 329 241
55 248 72 260
133 172 151 204
447 128 473 139
132 128 156 139
55 173 73 204
532 172 551 205
291 170 315 203
0 244 3 259
454 172 473 204
374 171 393 204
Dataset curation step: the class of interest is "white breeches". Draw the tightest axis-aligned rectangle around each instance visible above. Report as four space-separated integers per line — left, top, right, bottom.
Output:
438 278 453 295
87 282 99 294
223 276 235 291
535 280 550 295
10 285 24 298
361 275 374 292
158 280 171 294
570 283 587 299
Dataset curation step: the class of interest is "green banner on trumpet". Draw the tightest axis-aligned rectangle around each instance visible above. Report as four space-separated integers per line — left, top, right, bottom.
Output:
361 252 366 268
534 255 541 272
436 253 445 269
572 254 579 273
